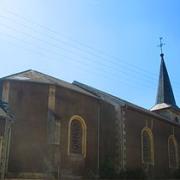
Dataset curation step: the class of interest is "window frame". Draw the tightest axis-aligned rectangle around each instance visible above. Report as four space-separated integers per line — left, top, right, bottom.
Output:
168 135 179 169
141 127 154 165
68 115 87 158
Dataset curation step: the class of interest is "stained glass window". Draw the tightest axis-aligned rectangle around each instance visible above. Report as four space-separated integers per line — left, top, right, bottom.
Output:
68 116 87 157
141 128 154 165
143 131 151 163
168 136 178 168
70 120 82 154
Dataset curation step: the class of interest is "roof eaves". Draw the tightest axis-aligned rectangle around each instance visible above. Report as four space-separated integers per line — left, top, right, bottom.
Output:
73 81 180 127
0 70 98 99
126 103 180 127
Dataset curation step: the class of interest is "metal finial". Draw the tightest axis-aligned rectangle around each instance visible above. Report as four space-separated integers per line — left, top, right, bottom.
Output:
158 37 165 54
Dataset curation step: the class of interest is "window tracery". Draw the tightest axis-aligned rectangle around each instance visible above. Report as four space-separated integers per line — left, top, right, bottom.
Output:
168 135 178 169
68 115 87 158
141 127 154 165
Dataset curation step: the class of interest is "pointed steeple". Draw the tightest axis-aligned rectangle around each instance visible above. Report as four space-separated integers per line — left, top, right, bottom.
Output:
156 53 177 107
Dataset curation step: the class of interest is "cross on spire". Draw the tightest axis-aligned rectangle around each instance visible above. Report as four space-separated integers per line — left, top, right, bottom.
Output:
158 37 165 54
154 37 178 109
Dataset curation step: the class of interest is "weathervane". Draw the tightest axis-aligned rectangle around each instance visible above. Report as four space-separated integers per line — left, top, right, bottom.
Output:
158 37 165 54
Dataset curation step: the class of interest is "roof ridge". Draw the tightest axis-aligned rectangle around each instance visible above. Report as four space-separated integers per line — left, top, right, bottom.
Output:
1 69 71 85
29 70 72 85
0 69 97 98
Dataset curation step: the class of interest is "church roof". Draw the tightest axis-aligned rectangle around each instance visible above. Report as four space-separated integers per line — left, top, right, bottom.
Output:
150 103 171 111
1 70 97 98
152 53 178 110
73 80 125 106
73 81 155 113
1 69 179 126
73 81 180 126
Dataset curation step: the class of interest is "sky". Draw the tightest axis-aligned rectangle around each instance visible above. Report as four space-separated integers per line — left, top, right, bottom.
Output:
0 0 180 109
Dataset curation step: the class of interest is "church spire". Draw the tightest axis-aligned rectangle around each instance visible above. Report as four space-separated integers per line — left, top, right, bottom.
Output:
155 39 177 107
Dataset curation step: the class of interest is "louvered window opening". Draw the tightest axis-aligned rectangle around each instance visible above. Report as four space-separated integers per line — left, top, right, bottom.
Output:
70 120 82 154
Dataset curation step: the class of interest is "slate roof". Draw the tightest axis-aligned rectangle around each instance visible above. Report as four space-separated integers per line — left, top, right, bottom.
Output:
73 81 180 126
1 70 97 98
150 103 171 111
73 81 125 106
73 81 156 113
154 53 177 109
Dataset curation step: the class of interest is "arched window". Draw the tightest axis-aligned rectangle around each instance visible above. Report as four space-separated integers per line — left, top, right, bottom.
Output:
168 135 178 169
70 120 82 154
141 128 154 165
68 115 87 158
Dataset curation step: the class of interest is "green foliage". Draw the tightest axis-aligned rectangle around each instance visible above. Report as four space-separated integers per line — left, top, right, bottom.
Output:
169 168 180 179
83 168 97 179
100 157 146 179
118 168 147 179
100 157 117 178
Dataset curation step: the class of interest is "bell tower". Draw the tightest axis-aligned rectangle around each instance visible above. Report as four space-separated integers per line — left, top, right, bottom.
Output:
151 38 180 122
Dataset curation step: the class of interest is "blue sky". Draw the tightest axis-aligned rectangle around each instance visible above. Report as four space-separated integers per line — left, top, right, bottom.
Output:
0 0 180 108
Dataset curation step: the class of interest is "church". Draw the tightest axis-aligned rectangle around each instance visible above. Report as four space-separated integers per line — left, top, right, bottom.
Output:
0 51 180 179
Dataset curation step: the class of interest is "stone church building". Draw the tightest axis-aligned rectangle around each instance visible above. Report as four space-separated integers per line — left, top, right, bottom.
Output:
0 52 180 179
